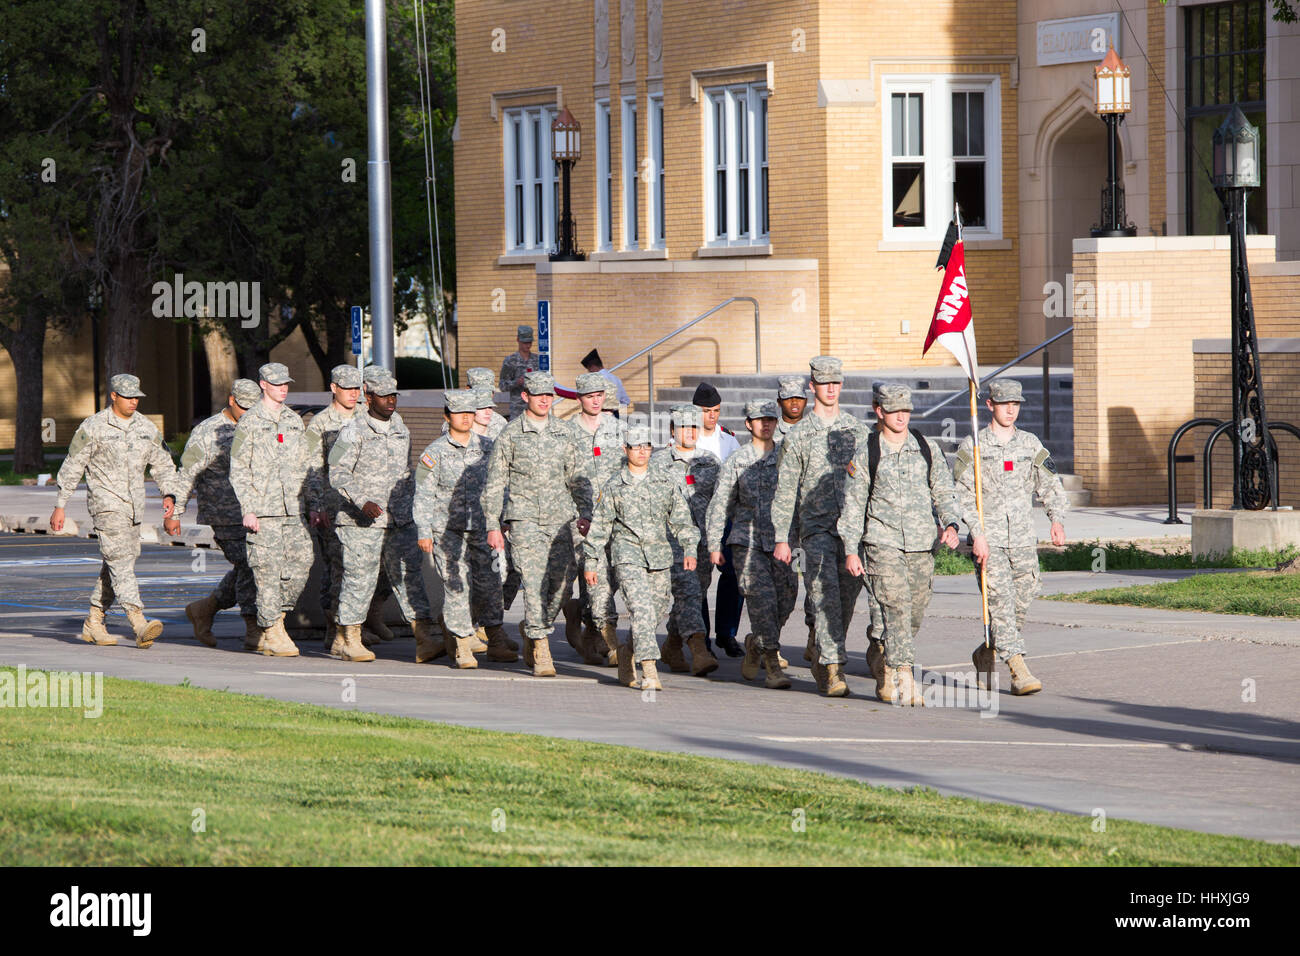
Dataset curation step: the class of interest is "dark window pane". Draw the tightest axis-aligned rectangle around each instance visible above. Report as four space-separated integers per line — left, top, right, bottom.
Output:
761 166 769 236
739 168 749 235
535 183 542 244
892 162 924 227
968 92 985 155
891 94 905 156
1246 1 1263 47
952 92 967 156
954 161 985 228
717 170 726 235
760 97 767 163
909 94 923 154
1190 59 1203 108
515 184 523 245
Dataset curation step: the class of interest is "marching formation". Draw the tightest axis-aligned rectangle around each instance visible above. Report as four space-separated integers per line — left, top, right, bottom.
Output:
51 346 1069 705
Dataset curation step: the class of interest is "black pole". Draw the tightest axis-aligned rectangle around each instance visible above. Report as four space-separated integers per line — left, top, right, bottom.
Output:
1091 113 1137 238
1229 187 1243 509
550 158 585 262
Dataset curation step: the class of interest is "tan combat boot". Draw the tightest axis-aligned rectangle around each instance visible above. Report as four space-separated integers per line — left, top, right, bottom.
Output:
804 624 816 662
579 623 608 665
867 641 886 687
763 649 792 690
824 662 849 698
972 642 996 691
810 657 828 694
639 659 663 692
80 605 117 646
879 664 897 703
452 633 479 669
597 624 619 666
616 642 638 688
687 633 718 677
260 614 300 657
327 621 347 657
333 624 376 663
483 624 518 662
412 618 445 663
471 627 489 653
242 614 262 652
520 622 534 668
124 605 164 649
365 597 395 642
760 644 790 671
741 633 762 681
530 637 556 677
185 593 220 647
893 664 923 707
1007 654 1042 695
562 597 584 656
661 630 689 673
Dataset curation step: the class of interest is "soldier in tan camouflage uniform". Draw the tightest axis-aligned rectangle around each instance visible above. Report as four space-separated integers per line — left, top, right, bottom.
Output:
498 325 538 420
705 400 794 689
228 363 316 657
483 371 593 677
414 390 516 668
51 373 181 648
328 368 437 663
650 404 720 678
583 424 699 691
954 378 1069 696
172 379 262 649
840 383 974 706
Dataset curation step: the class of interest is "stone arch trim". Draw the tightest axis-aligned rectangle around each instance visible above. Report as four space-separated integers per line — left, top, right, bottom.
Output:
1030 81 1136 181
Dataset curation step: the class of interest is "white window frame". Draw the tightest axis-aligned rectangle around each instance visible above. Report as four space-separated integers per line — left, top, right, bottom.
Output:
502 104 560 254
648 94 665 247
621 96 639 249
703 82 769 247
879 75 1002 242
596 99 612 251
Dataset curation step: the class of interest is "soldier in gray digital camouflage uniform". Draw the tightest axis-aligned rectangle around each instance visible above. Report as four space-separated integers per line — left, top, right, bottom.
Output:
583 424 699 692
441 368 509 440
650 404 720 677
51 373 181 648
414 389 516 668
705 399 794 689
228 363 315 656
498 325 538 420
483 371 593 677
172 378 262 649
954 378 1069 696
775 372 821 652
840 382 974 706
772 356 868 697
328 368 437 663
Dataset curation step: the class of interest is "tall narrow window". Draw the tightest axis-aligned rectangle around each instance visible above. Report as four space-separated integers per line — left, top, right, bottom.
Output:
622 97 639 247
705 83 768 246
713 94 727 239
891 92 925 228
596 100 612 250
511 117 524 247
502 105 558 252
951 90 986 228
760 96 769 237
649 95 665 245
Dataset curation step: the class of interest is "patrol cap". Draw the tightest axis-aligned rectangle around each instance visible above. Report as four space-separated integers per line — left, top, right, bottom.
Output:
362 364 384 386
989 379 1024 403
516 325 534 342
522 370 554 395
670 404 701 428
625 425 652 447
575 372 607 394
331 364 362 388
258 362 294 385
231 379 262 409
466 367 496 390
473 387 496 409
109 373 145 398
778 375 807 400
445 389 477 413
367 369 399 396
872 381 913 412
809 356 843 384
603 382 619 403
745 399 779 420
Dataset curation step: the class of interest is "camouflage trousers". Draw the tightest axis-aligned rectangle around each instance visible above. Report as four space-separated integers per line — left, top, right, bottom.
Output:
577 538 619 629
311 523 344 616
502 536 522 610
246 514 313 627
979 545 1040 661
667 544 712 638
732 545 797 652
89 511 143 611
506 519 577 644
211 525 256 616
336 524 433 627
799 532 863 666
432 529 503 639
616 563 673 661
866 544 934 666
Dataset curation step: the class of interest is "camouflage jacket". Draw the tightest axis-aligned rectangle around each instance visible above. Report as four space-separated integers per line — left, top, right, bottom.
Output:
775 419 797 443
565 412 626 495
954 426 1069 548
171 409 242 526
649 445 720 533
483 414 592 531
498 351 537 417
583 467 699 572
771 409 866 544
838 430 970 552
413 432 494 537
328 412 414 528
704 441 784 553
55 408 179 522
304 404 357 514
229 401 314 518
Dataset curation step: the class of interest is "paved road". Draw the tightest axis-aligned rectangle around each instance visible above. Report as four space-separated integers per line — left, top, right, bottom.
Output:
1 533 1296 843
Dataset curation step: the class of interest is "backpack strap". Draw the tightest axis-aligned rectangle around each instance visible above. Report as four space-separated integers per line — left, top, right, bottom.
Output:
867 427 933 497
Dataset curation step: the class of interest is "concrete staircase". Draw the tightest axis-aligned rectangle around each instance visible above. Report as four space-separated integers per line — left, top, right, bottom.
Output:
657 368 1091 507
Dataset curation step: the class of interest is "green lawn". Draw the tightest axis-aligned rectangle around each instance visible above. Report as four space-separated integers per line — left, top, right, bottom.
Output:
1048 570 1300 618
1 671 1293 866
934 542 1297 577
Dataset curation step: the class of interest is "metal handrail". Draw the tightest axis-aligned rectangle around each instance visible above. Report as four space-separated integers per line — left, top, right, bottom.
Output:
916 326 1074 419
607 296 760 421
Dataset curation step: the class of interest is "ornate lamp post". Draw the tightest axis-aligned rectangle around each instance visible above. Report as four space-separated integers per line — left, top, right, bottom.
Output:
1090 45 1137 238
550 107 585 261
1214 105 1273 510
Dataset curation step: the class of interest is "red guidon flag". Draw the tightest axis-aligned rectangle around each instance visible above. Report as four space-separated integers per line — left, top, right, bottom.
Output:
923 239 979 382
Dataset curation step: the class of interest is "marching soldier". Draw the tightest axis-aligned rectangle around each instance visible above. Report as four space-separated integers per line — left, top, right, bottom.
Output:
775 374 808 443
327 368 438 663
414 390 516 667
650 404 720 677
583 425 699 691
771 356 867 697
443 368 508 438
51 373 181 648
694 381 744 657
954 378 1069 696
228 363 316 656
173 378 263 649
704 400 794 690
483 371 593 677
839 383 974 706
580 348 630 410
498 325 537 420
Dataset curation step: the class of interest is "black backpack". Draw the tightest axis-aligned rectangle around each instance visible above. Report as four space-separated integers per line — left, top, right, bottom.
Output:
866 427 933 489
